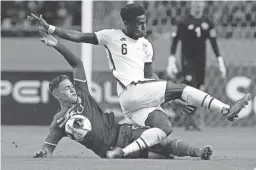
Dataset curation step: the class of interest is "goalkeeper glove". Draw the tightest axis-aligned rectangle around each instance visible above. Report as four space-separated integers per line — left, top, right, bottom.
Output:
217 56 226 79
166 55 178 79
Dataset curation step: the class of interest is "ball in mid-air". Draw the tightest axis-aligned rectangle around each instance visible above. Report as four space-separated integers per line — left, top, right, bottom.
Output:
65 114 92 141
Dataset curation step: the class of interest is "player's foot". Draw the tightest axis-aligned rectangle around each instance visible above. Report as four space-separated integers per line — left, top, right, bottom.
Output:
106 147 124 159
223 93 251 121
200 145 213 160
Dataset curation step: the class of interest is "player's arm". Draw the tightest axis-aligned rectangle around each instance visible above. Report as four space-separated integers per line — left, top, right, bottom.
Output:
207 21 221 58
27 14 111 46
40 32 86 82
144 62 153 79
34 119 66 158
144 63 159 80
27 14 98 44
53 27 112 46
144 41 158 79
53 40 86 81
170 21 182 56
54 28 98 44
167 20 182 78
207 20 226 78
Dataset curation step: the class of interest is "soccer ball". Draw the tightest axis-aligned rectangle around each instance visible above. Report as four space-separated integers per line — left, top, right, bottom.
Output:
65 114 92 141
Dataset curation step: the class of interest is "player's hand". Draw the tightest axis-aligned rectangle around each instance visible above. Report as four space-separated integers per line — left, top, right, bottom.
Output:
39 31 58 47
27 14 49 32
33 149 48 158
217 57 226 79
166 56 178 79
172 99 197 114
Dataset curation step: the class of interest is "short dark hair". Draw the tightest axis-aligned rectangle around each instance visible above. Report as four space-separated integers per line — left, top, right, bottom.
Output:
49 75 70 93
120 3 145 22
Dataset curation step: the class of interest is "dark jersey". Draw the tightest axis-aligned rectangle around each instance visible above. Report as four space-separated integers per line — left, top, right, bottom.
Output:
171 15 220 60
42 79 120 158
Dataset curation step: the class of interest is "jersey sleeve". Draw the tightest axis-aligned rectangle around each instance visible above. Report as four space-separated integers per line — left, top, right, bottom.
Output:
74 79 90 95
171 19 183 55
207 20 217 38
74 79 91 109
144 41 154 63
94 29 114 46
73 62 90 95
206 19 221 57
172 19 183 39
41 118 66 155
73 63 87 83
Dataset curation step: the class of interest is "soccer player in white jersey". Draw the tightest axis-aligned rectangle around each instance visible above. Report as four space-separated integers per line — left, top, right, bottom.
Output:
28 3 250 158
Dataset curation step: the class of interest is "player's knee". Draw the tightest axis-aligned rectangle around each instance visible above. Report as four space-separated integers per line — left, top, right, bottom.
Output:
145 110 173 136
160 124 173 136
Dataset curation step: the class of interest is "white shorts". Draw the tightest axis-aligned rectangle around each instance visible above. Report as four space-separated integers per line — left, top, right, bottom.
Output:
126 106 167 126
119 80 167 114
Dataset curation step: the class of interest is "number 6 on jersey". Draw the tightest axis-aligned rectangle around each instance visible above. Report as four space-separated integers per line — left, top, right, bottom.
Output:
121 43 127 55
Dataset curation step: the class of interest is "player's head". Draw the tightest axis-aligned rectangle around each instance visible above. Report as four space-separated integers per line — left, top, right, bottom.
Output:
120 3 147 39
49 75 78 104
190 1 205 18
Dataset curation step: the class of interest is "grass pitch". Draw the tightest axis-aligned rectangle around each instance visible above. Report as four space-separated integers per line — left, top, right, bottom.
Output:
2 126 256 170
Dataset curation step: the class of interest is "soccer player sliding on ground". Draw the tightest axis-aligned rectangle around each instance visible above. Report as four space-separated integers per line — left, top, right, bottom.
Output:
33 32 213 160
28 3 250 158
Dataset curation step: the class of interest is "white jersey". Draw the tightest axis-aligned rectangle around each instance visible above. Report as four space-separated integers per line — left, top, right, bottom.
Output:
94 29 153 96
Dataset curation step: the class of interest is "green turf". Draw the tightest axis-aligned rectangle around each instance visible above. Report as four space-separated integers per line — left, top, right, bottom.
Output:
1 126 256 170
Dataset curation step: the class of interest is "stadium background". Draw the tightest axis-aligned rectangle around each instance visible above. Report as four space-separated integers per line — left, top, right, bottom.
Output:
1 1 256 127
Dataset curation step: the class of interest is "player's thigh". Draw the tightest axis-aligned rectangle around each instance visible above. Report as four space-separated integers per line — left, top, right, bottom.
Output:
127 106 164 126
119 80 167 113
145 109 173 135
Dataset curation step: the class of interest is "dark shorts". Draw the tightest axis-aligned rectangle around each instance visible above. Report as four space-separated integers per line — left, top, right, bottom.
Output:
181 57 205 89
115 124 168 158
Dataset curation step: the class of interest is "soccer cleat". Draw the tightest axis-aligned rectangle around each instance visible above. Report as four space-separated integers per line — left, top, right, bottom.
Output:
106 147 124 159
224 93 251 121
200 145 213 160
33 150 47 158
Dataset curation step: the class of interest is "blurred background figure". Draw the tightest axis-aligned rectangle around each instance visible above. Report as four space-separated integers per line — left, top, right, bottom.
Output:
165 1 226 131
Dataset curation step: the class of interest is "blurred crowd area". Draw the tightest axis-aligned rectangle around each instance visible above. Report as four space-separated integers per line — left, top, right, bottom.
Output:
145 1 256 29
1 1 256 38
1 1 81 36
143 1 256 38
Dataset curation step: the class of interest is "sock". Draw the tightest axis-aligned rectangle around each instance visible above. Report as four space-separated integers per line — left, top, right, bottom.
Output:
181 86 230 114
167 139 201 157
122 128 166 156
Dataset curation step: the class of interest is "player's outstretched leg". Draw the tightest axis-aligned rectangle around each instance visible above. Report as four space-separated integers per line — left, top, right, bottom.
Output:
160 138 213 160
106 127 166 159
164 81 251 121
144 109 174 155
